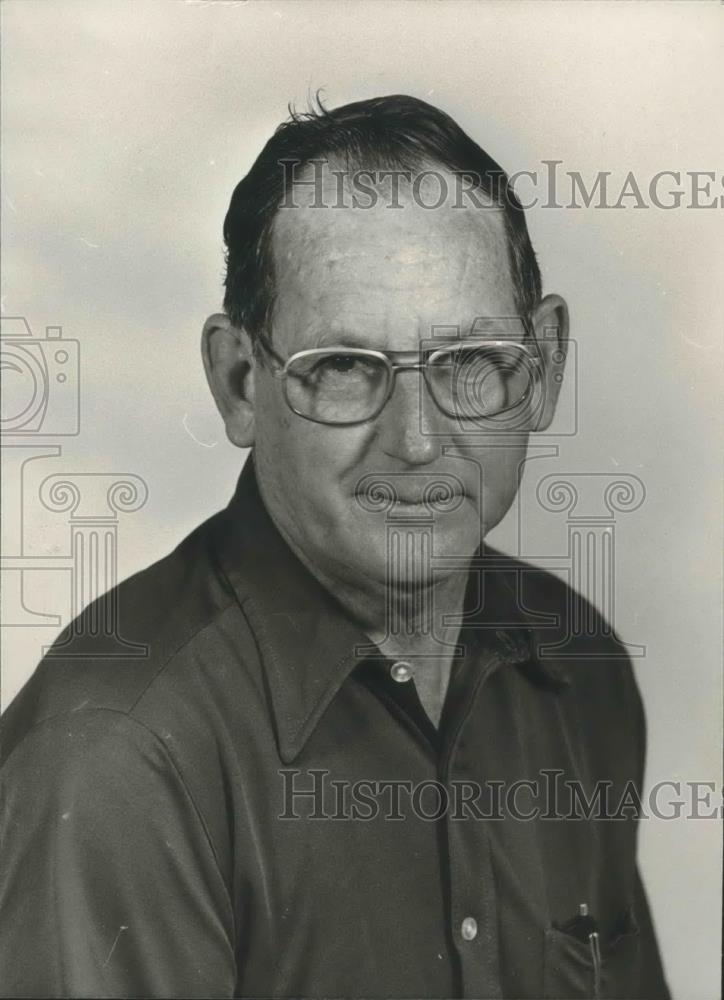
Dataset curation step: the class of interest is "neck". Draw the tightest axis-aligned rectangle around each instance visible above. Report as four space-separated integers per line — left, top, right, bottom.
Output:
324 561 470 729
266 503 475 727
297 541 472 664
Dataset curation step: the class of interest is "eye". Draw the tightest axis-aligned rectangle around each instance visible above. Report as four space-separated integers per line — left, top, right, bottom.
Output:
312 354 380 380
317 354 363 374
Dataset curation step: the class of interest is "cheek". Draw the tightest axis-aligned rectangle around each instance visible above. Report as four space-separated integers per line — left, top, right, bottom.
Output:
252 383 307 514
456 437 529 512
487 447 528 521
253 391 370 515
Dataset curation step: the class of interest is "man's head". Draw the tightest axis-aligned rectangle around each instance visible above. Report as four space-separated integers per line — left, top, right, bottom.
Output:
203 95 568 592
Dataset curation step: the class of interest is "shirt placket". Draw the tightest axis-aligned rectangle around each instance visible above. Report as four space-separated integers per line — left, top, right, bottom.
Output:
440 650 506 999
359 640 545 999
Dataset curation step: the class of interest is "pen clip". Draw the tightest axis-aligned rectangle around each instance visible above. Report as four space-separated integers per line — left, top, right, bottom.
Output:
556 903 602 999
557 901 599 943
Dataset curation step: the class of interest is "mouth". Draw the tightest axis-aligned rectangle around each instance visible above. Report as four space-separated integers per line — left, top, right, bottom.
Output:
354 490 465 509
389 499 431 509
352 473 468 513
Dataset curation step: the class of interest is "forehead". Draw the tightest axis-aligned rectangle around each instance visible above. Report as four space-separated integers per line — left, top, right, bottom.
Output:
270 163 517 346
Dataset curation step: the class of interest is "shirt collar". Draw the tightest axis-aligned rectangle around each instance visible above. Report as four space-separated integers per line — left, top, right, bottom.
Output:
211 458 569 764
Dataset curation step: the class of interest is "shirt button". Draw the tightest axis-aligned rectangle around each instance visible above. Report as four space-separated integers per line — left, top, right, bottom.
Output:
390 660 413 683
461 916 478 941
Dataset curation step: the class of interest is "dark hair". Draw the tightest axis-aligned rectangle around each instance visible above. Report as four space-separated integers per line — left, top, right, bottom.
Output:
223 94 541 338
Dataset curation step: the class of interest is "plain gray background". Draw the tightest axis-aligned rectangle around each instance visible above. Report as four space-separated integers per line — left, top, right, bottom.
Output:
2 2 722 997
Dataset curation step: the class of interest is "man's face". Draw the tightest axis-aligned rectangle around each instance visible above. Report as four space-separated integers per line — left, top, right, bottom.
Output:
250 167 530 591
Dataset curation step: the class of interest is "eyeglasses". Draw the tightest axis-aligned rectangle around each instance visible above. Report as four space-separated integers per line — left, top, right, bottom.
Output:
255 331 543 426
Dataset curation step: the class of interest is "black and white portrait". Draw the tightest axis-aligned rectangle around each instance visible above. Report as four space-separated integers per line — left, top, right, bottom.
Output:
1 3 721 998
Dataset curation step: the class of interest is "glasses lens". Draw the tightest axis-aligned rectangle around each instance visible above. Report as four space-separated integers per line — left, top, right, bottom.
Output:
285 351 390 423
427 343 536 419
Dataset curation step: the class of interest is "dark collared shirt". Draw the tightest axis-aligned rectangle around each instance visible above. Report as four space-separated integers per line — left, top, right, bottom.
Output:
0 459 669 999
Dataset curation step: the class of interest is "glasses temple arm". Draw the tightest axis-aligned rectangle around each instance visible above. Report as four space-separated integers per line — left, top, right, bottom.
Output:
255 331 288 371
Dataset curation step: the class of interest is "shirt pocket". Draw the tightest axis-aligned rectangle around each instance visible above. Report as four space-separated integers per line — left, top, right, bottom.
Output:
543 907 641 999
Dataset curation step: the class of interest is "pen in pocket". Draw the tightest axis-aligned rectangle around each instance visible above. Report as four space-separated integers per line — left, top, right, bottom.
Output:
558 902 602 999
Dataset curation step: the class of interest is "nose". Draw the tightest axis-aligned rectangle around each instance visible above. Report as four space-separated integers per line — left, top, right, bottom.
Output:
376 368 442 465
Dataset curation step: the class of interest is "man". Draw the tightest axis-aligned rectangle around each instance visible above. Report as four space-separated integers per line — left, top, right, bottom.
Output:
0 96 669 998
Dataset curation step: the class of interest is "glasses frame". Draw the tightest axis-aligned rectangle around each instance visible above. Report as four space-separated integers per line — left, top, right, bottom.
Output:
255 331 544 427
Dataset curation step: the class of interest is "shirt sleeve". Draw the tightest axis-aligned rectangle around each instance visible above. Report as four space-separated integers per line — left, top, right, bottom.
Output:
0 709 237 999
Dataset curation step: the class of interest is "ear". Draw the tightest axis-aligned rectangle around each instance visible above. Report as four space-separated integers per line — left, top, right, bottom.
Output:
530 294 569 432
201 313 256 448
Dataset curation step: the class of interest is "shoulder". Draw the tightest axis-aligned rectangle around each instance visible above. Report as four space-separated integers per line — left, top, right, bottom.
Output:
492 548 647 779
1 506 261 767
0 507 268 882
486 545 629 647
486 545 644 720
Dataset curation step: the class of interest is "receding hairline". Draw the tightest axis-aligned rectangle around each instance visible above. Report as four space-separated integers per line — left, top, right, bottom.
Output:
222 94 542 335
268 155 517 319
275 158 509 251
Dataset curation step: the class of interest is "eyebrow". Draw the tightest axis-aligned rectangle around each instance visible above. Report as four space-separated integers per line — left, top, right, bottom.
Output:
315 330 386 350
310 319 527 352
313 334 517 353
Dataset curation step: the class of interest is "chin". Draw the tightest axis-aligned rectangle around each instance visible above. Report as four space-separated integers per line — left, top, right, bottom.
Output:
343 519 479 586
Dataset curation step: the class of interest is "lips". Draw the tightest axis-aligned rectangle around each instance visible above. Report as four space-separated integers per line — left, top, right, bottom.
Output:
392 495 457 505
352 473 467 514
354 490 464 505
